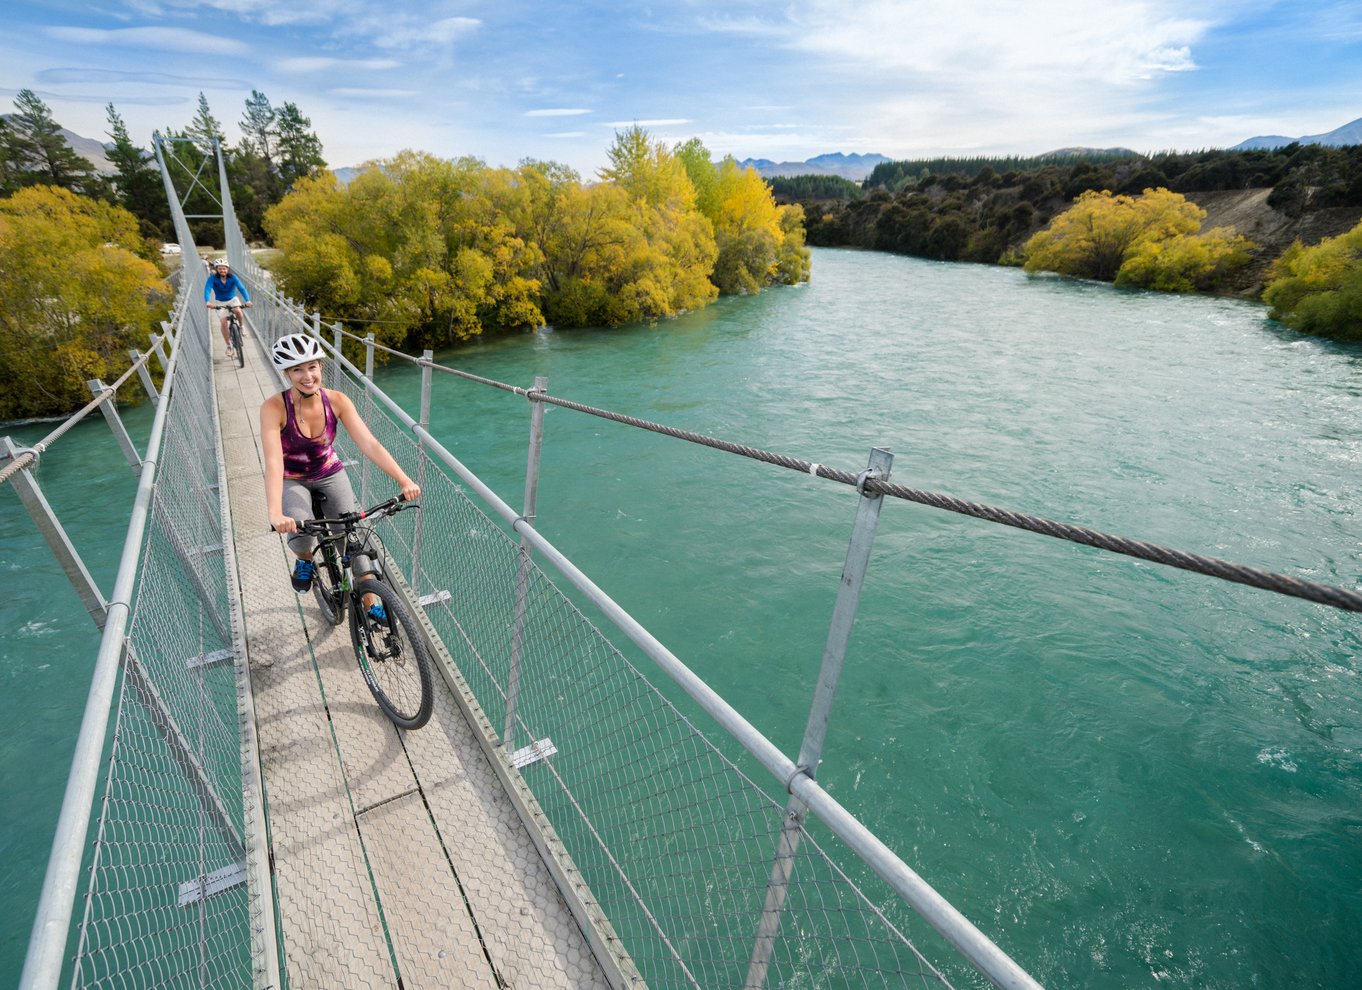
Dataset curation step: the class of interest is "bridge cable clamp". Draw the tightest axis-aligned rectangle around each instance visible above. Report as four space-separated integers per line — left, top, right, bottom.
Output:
785 763 814 794
856 468 881 498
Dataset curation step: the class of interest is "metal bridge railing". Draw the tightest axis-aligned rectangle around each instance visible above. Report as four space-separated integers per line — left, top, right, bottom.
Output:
241 270 1039 989
18 137 276 990
246 283 1362 990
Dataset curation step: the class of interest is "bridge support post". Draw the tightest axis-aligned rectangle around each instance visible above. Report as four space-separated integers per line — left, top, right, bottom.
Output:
411 350 435 588
504 375 548 752
129 349 159 406
86 379 143 477
745 446 893 989
157 322 175 354
323 311 339 360
365 332 375 380
1 437 109 630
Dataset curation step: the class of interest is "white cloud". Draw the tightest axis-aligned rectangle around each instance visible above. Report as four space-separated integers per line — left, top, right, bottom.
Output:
275 56 402 74
604 118 691 127
688 0 1229 159
38 68 240 87
360 14 481 52
0 86 188 108
45 25 247 55
124 0 328 27
700 1 1213 83
525 108 592 117
327 88 422 99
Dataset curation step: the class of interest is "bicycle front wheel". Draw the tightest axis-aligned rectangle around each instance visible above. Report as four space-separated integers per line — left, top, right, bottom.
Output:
230 317 244 367
348 577 433 729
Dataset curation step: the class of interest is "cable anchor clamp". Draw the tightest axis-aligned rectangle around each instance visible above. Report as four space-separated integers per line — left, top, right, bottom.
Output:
856 468 881 499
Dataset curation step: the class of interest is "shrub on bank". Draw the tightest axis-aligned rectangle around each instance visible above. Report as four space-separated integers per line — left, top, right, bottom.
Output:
1263 221 1362 341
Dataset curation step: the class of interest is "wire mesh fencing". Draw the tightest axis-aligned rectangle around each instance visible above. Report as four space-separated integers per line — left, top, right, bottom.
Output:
68 297 265 989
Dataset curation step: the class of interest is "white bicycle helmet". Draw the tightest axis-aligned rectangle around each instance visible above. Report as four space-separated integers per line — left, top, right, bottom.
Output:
214 258 230 269
271 332 326 371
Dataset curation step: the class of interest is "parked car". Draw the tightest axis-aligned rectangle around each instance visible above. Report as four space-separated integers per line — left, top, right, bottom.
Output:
160 243 182 256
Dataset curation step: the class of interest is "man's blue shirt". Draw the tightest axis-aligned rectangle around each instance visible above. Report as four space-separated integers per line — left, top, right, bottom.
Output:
205 272 250 303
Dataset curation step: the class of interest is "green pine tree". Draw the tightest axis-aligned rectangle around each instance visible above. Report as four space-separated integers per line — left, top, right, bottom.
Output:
4 89 97 193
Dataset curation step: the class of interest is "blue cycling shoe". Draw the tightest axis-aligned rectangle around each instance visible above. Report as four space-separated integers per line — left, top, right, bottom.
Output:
291 559 315 593
367 602 388 623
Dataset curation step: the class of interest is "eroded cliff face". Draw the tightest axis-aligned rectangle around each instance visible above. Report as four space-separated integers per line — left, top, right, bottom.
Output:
1187 189 1362 295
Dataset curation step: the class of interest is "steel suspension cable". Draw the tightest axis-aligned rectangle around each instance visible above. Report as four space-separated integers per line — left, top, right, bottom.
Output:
297 324 1362 615
503 385 1362 615
0 348 162 486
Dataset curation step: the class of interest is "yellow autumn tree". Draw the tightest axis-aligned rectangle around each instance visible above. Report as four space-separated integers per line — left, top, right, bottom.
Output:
676 140 811 294
264 132 813 336
596 126 718 319
264 152 544 350
1262 220 1362 340
0 185 168 418
1116 226 1255 292
1023 187 1254 287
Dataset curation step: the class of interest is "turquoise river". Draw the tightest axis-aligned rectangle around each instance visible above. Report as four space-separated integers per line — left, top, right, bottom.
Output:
2 248 1359 987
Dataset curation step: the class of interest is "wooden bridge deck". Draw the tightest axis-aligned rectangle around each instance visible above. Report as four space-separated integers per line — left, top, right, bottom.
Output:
214 326 612 989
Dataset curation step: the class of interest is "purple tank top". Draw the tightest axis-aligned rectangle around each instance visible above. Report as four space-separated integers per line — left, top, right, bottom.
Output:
281 389 344 481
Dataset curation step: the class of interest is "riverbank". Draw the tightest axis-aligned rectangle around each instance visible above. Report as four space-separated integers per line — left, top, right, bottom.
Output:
1187 188 1362 295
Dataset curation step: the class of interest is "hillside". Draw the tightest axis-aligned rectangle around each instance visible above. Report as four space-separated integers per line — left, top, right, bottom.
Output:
794 143 1362 298
1188 189 1362 292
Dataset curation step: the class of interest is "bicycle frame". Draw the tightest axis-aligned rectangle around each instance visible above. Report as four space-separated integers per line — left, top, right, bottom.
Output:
300 497 415 595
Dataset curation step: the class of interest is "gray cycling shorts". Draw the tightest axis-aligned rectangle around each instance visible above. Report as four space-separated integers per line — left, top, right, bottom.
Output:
282 470 373 575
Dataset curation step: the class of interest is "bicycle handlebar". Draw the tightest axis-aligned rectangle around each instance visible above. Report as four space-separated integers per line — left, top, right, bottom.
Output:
275 496 420 536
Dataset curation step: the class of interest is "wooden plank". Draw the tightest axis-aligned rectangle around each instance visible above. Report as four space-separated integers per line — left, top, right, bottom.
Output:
359 792 499 989
402 646 613 990
306 604 420 815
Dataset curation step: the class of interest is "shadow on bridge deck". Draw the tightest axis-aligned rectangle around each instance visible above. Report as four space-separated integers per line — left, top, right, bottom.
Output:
215 325 610 989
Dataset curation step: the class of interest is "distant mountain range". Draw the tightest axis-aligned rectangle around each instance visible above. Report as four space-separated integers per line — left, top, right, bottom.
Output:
60 127 115 173
736 153 891 181
1231 116 1362 151
0 118 115 173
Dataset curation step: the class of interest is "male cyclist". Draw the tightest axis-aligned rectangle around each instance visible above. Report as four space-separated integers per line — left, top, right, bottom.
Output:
204 259 252 359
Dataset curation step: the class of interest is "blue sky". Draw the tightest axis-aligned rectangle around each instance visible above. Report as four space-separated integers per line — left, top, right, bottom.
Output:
3 0 1360 176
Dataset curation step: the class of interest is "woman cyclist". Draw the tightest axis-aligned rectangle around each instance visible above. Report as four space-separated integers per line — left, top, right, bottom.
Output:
261 332 421 618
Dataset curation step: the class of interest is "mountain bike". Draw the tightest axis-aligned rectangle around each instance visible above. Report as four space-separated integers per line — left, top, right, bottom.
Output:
208 300 245 368
295 495 433 730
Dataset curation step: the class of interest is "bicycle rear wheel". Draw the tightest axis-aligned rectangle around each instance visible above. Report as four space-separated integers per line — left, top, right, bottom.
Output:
312 545 346 626
348 577 433 729
230 316 244 368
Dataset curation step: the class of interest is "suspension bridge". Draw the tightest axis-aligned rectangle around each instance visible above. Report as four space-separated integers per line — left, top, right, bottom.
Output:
8 141 1361 990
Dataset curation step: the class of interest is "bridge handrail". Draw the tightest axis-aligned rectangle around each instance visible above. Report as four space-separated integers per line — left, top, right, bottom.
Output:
0 346 164 486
